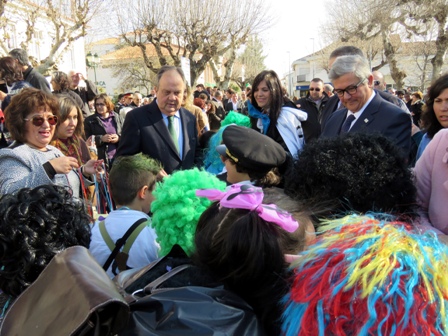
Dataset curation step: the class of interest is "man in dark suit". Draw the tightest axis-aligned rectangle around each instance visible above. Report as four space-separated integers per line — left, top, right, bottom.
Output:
320 46 409 131
321 55 411 156
116 65 200 175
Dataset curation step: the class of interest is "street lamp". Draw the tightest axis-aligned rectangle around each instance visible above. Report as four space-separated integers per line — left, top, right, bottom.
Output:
310 38 315 78
287 51 291 97
86 51 100 84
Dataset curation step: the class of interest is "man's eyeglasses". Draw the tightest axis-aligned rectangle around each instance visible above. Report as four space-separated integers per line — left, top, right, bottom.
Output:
309 88 321 91
95 103 106 107
374 80 381 86
24 115 58 126
334 78 367 97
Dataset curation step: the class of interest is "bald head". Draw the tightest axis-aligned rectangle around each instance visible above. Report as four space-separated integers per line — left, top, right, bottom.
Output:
372 71 386 91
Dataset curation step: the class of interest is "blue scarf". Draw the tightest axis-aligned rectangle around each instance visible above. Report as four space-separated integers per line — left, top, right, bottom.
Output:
247 101 270 135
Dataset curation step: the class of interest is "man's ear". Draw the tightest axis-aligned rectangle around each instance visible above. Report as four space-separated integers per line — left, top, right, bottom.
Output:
367 74 374 87
138 185 149 199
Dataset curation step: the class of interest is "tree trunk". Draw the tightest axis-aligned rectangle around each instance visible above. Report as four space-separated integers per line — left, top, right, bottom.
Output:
431 11 448 80
382 30 406 89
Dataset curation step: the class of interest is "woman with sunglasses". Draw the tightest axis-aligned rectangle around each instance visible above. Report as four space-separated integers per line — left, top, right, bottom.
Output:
248 70 307 157
84 93 124 170
0 88 101 197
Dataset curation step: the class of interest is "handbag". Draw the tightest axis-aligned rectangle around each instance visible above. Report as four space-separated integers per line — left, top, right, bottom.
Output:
0 246 129 336
114 245 265 335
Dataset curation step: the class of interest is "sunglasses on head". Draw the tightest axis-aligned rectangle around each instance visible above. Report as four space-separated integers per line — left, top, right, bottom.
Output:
309 88 321 91
24 115 58 127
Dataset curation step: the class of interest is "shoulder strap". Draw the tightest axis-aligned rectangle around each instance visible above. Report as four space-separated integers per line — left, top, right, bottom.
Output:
102 218 147 272
143 264 192 294
99 220 115 252
122 221 147 254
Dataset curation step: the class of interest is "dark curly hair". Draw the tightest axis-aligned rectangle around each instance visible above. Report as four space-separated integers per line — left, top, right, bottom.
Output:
284 133 417 229
421 73 448 139
0 185 91 298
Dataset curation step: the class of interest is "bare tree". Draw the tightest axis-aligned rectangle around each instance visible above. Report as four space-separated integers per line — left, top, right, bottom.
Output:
111 56 157 94
323 0 448 88
323 0 408 89
114 0 272 86
0 0 102 73
400 0 448 79
231 36 267 90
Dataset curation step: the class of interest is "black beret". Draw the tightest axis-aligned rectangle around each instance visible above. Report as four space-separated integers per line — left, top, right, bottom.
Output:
216 125 286 172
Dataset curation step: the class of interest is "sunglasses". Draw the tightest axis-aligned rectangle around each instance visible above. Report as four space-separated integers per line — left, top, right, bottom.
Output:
374 80 381 86
95 103 106 107
309 88 321 91
24 115 58 126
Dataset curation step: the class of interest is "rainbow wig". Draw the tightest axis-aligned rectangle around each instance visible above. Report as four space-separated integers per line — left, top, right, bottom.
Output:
151 168 226 256
282 214 448 336
203 112 251 175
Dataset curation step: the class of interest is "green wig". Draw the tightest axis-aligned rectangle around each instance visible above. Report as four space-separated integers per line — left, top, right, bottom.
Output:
151 168 226 256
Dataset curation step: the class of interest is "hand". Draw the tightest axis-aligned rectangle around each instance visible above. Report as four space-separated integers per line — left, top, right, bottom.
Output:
77 73 86 81
296 103 301 109
101 134 112 143
108 134 119 144
86 135 96 147
82 159 104 176
0 91 6 101
49 156 79 174
157 169 168 181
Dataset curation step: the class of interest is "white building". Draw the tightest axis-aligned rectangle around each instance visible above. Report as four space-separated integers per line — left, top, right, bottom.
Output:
1 1 87 77
288 40 448 98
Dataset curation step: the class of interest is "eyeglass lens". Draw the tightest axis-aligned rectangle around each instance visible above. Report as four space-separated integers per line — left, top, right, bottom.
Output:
31 116 58 126
309 88 321 91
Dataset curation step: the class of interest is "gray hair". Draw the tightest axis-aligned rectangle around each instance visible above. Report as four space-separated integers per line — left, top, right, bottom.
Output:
156 65 187 87
329 46 364 60
8 48 29 66
329 55 371 82
214 90 223 98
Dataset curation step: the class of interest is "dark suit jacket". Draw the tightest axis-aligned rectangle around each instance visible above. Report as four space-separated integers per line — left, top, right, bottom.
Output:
321 92 412 155
320 94 340 131
116 100 200 174
321 90 408 131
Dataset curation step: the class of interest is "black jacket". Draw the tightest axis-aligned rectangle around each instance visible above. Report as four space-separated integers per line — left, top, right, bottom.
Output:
84 112 124 165
295 93 329 143
71 80 98 117
23 67 51 94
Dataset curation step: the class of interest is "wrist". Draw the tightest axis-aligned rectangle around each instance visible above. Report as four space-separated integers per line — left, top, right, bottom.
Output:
81 165 90 177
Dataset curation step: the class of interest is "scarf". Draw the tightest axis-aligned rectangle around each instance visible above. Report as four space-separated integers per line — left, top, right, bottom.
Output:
51 135 85 166
247 101 270 134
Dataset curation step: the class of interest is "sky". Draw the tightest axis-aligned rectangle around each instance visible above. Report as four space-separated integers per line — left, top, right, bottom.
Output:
260 0 328 77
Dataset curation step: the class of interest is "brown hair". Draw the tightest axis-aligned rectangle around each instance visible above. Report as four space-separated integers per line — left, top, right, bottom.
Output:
0 56 23 86
51 71 70 91
94 93 114 112
5 87 60 143
54 94 84 138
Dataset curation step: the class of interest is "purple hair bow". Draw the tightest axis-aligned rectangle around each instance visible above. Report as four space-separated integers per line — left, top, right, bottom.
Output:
196 183 299 233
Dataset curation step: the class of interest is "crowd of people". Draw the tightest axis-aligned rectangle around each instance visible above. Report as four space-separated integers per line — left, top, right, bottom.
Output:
0 45 447 335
